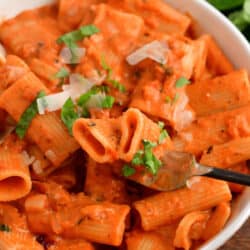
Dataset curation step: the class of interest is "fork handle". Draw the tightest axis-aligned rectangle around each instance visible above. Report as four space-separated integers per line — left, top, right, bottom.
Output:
202 166 250 186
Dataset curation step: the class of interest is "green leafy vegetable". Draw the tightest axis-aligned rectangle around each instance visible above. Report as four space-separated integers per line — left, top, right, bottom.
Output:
16 91 46 139
207 0 250 38
133 140 162 175
101 95 115 108
158 121 169 144
77 88 99 107
0 224 10 232
61 98 79 135
57 24 100 47
122 165 136 177
207 0 244 11
101 56 126 93
54 68 70 85
175 77 191 88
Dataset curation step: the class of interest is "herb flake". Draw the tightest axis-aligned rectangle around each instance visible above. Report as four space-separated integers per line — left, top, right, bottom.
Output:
175 77 191 88
16 91 46 139
122 165 136 177
61 98 79 135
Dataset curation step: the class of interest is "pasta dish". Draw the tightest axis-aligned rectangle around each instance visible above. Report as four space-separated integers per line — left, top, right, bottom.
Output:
0 0 249 249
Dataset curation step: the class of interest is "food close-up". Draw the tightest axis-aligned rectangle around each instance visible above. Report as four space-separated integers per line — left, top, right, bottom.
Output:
0 0 249 250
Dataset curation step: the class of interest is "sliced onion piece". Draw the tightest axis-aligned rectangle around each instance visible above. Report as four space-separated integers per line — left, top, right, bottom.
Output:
59 47 86 64
37 91 71 115
126 40 168 66
0 43 6 64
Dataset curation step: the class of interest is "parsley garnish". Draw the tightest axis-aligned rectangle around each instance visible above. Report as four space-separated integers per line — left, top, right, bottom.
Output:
175 77 191 88
123 139 162 177
0 224 10 232
61 98 79 135
101 95 115 108
16 91 46 139
54 67 69 86
77 86 115 117
158 121 169 144
101 56 126 93
122 164 136 177
57 25 99 64
57 25 100 47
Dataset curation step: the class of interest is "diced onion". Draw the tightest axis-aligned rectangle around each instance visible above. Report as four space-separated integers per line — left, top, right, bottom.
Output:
126 40 168 66
0 43 6 64
59 47 86 64
37 91 71 115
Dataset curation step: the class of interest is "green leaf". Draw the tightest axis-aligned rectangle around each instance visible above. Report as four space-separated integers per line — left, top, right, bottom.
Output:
229 10 249 31
159 129 169 144
57 24 100 47
0 224 10 232
54 68 69 79
108 79 126 93
101 95 115 108
101 55 113 79
207 0 244 11
158 121 165 130
131 150 144 166
122 164 136 177
243 0 250 22
101 56 126 93
61 98 79 135
175 77 191 88
77 88 99 107
16 91 46 139
142 139 157 150
80 25 100 36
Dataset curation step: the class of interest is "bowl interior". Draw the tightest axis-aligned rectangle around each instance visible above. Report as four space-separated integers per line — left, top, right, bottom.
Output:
0 1 250 250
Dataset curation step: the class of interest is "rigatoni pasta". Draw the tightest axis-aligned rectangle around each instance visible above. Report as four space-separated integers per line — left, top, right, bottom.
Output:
0 0 249 249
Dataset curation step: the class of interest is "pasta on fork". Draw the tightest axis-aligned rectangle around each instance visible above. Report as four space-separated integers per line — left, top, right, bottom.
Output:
0 0 249 249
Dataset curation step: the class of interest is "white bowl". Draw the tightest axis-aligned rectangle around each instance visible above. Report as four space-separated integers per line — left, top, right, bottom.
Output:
1 1 250 250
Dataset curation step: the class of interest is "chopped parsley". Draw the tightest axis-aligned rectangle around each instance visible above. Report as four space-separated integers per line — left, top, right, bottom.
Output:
101 56 126 93
101 95 115 108
175 77 191 88
54 67 69 86
61 98 79 135
122 164 136 177
57 25 99 64
123 139 162 177
57 25 100 48
16 91 46 139
77 86 115 117
0 224 11 232
158 121 169 144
